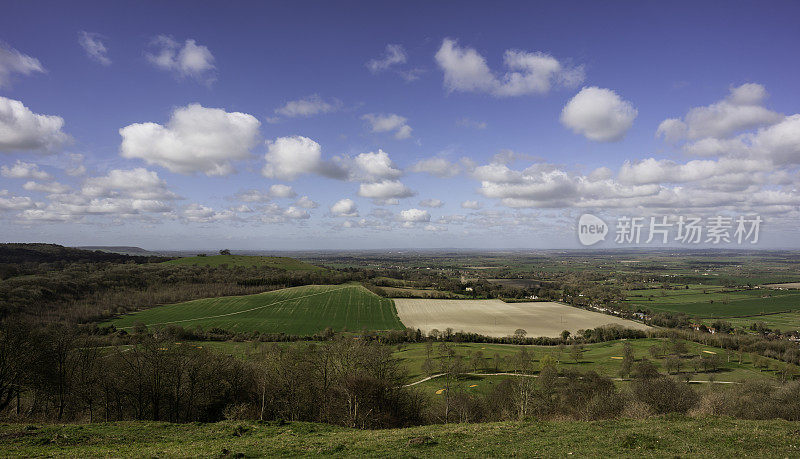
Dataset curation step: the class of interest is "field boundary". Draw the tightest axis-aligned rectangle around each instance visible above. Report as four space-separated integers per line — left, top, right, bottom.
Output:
698 309 794 320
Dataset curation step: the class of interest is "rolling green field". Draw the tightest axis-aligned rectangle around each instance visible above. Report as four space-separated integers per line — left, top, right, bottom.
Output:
107 285 403 335
2 418 798 457
162 254 322 271
624 285 800 318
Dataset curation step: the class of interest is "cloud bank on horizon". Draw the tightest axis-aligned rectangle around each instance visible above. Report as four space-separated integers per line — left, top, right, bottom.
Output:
0 1 799 249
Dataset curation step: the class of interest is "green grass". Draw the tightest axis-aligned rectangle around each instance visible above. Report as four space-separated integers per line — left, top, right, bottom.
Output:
624 285 800 318
1 417 798 457
162 254 323 271
182 338 783 388
106 285 404 335
395 338 777 385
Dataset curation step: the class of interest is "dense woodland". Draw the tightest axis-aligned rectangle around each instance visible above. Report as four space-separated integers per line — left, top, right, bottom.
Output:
0 243 167 278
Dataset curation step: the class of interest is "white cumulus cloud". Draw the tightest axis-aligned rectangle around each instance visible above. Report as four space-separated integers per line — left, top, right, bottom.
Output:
1 160 51 180
0 190 36 211
657 83 783 141
400 208 430 222
82 168 178 200
294 195 319 209
434 38 583 97
0 96 69 153
330 198 358 217
352 149 402 181
560 87 637 142
269 184 296 198
120 103 260 176
262 135 346 180
362 113 412 140
655 118 688 143
181 203 235 223
358 180 415 202
146 36 215 83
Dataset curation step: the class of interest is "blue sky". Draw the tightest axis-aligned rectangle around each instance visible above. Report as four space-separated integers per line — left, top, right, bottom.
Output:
1 0 799 250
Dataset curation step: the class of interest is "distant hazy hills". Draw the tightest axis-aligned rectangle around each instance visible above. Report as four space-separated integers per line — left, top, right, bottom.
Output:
0 243 167 264
76 246 156 256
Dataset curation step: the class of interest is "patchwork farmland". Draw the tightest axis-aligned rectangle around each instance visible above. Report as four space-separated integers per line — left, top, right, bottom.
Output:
394 298 650 338
624 285 800 318
107 283 651 338
108 284 403 335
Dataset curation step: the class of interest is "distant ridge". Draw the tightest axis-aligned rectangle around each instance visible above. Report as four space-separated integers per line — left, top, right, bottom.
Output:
0 243 165 264
76 246 155 255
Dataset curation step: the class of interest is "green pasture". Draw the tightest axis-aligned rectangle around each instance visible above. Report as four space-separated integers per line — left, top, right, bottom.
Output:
624 285 800 318
395 338 778 385
182 338 785 388
702 311 800 332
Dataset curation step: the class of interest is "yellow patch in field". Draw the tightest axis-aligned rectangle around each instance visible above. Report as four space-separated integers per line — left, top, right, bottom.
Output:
702 350 717 354
610 356 623 360
435 389 446 395
469 384 478 388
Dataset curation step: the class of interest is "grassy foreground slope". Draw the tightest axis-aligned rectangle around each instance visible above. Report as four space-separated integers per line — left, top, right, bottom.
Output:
162 254 322 271
108 285 403 335
1 418 798 457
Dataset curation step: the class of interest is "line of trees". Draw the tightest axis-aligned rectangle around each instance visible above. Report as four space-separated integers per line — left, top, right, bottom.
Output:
0 322 422 427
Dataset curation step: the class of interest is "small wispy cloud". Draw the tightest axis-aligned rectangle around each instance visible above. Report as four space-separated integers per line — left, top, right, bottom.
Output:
78 31 111 66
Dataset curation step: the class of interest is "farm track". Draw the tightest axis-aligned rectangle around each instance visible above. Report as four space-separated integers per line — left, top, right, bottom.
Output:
404 372 740 387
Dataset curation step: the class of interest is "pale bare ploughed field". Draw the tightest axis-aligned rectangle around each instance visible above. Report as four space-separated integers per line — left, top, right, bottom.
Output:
393 299 650 338
764 283 800 289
